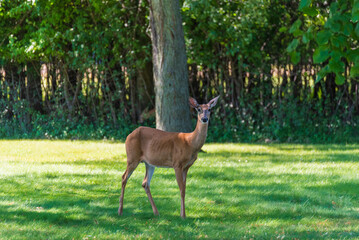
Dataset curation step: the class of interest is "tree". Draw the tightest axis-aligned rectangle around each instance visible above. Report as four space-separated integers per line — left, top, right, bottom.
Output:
149 0 192 132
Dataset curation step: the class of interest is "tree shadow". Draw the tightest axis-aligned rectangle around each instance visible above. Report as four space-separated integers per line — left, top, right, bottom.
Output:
1 143 359 238
201 146 358 163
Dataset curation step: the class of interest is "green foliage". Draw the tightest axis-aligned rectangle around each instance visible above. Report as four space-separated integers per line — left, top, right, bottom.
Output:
0 141 359 238
0 0 358 143
286 39 300 52
293 0 358 85
0 99 138 140
313 46 330 64
206 100 359 144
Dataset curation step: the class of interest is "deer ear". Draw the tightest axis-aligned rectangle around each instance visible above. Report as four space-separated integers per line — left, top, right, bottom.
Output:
189 97 199 108
208 96 220 108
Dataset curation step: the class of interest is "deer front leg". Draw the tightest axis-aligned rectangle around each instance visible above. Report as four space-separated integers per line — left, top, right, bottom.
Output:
175 167 188 218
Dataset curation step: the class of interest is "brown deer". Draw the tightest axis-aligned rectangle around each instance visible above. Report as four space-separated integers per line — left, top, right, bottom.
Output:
118 96 220 218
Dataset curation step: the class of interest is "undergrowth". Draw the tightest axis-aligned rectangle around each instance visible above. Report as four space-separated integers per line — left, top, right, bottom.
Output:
1 104 358 143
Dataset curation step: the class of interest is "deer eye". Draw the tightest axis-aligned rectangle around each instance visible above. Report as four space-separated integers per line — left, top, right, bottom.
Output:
196 107 202 113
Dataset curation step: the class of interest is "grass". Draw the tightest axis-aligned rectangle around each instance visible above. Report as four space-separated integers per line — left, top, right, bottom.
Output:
0 140 358 239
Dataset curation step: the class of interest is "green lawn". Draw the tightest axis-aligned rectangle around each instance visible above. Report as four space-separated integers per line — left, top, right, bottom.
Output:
0 140 358 239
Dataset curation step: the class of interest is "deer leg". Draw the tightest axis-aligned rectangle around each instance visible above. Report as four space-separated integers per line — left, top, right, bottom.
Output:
142 163 159 215
118 162 138 216
175 167 188 218
183 167 189 185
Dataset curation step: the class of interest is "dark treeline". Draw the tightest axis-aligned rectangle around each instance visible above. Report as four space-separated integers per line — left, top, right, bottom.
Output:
0 0 358 142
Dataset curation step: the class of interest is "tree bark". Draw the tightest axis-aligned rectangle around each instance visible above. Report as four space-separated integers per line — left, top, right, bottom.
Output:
0 66 3 100
149 0 191 132
26 61 43 112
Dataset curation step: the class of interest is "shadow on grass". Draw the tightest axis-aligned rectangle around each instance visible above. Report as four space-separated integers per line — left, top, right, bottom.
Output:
1 175 359 239
202 146 358 163
1 143 359 238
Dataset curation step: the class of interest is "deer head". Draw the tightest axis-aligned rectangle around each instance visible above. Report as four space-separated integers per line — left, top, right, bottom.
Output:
189 96 220 124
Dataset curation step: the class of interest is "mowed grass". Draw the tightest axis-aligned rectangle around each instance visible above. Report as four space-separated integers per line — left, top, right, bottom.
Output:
0 140 358 239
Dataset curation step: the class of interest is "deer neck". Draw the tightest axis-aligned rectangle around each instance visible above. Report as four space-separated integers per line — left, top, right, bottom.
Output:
188 118 208 151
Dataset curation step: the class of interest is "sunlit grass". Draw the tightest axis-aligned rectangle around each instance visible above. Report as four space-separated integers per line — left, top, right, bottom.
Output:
0 140 358 239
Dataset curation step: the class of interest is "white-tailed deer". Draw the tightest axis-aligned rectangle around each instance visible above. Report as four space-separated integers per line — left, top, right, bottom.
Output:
118 96 220 218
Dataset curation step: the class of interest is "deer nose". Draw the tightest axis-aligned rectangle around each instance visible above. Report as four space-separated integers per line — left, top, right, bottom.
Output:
201 117 208 123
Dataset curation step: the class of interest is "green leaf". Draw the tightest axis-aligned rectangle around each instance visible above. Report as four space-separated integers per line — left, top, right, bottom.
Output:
346 48 359 62
329 58 345 73
354 1 359 12
302 33 309 44
335 73 345 85
330 2 339 14
315 65 329 83
355 22 359 37
299 0 311 10
331 50 342 62
331 35 346 48
286 39 299 52
290 51 301 65
316 30 331 45
302 29 314 44
343 22 354 36
325 18 341 33
313 46 330 64
279 26 287 33
352 10 359 22
302 7 318 17
350 64 359 78
289 19 302 34
293 29 303 37
353 2 359 21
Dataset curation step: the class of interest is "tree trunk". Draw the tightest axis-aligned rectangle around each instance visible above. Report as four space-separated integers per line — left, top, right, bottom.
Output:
149 0 191 132
19 65 26 100
0 66 3 100
137 58 155 115
26 61 43 112
291 64 301 100
130 74 138 124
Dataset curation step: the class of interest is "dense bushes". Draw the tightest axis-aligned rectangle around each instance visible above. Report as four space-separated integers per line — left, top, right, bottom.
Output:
2 97 357 143
0 0 358 142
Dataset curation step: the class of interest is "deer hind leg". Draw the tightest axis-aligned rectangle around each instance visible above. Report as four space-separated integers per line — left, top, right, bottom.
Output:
118 161 139 216
142 162 159 215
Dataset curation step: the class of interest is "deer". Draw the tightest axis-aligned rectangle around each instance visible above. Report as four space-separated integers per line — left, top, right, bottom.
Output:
118 96 220 218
